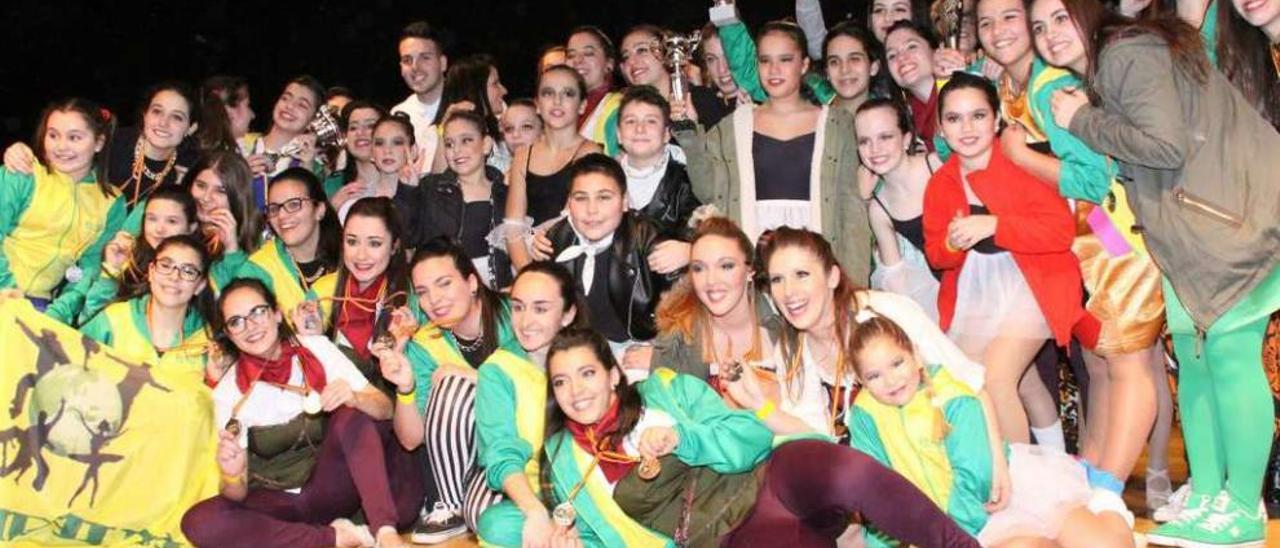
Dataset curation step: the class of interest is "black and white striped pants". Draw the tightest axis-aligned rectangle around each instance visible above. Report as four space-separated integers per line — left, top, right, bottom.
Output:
422 374 505 530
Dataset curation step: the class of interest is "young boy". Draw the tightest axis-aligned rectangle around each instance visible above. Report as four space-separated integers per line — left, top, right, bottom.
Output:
615 86 701 240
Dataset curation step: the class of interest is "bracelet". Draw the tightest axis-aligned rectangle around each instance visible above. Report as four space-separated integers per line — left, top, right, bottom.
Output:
754 400 777 420
221 473 244 485
395 387 416 405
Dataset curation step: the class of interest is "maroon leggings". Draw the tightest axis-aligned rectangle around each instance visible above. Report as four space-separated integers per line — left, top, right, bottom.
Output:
723 440 978 548
182 408 424 547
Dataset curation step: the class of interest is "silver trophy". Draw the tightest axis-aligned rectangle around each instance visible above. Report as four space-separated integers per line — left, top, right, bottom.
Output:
942 0 965 49
281 104 346 157
663 30 703 101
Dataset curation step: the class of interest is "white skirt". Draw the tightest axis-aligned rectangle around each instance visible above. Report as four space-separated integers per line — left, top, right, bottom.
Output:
948 251 1050 358
979 443 1093 544
871 234 940 323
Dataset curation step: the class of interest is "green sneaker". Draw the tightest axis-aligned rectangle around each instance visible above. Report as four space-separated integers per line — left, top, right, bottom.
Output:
1147 492 1222 547
1180 495 1266 548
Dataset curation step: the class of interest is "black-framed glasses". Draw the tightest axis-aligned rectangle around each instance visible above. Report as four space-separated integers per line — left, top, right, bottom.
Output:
224 304 273 334
266 197 311 218
153 258 203 282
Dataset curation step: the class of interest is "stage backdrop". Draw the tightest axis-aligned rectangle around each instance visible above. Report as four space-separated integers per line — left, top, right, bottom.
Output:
0 300 218 547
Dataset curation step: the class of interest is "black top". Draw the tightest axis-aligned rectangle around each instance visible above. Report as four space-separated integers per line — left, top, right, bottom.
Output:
872 194 926 254
690 85 733 130
295 258 329 285
108 127 198 209
455 335 490 368
526 143 586 226
585 252 630 343
967 204 1004 255
752 132 815 201
461 201 493 259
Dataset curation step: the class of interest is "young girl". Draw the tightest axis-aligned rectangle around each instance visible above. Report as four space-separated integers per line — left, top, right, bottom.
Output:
236 168 341 321
848 315 1134 547
676 22 873 285
428 55 509 172
245 76 326 210
325 101 387 206
884 21 945 153
499 99 542 152
399 110 511 288
535 327 981 547
503 64 602 268
922 73 1094 446
855 98 942 321
379 238 522 544
566 26 622 153
181 279 420 548
80 234 214 378
0 99 126 320
183 149 262 286
1030 0 1280 542
823 23 895 115
615 87 701 240
618 25 730 131
336 114 416 224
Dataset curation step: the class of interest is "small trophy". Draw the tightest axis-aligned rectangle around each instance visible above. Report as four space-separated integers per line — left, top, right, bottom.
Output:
942 0 965 50
663 30 703 101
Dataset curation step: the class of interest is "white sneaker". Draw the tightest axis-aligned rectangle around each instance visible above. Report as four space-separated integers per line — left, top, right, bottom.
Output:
410 502 467 544
1153 482 1193 523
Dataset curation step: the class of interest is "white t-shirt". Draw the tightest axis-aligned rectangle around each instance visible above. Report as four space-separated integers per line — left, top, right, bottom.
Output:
212 335 371 448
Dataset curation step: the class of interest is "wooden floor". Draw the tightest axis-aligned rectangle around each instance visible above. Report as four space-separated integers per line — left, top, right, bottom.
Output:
402 427 1280 546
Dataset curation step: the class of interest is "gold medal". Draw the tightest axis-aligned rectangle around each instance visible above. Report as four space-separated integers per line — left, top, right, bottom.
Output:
637 456 662 480
552 502 577 527
722 361 744 383
224 418 241 436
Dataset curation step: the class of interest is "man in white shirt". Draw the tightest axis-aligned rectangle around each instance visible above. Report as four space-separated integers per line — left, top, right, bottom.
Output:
392 21 448 177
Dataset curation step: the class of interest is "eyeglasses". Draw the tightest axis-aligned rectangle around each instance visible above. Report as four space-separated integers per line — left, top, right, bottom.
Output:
224 304 273 334
153 258 203 282
266 197 311 218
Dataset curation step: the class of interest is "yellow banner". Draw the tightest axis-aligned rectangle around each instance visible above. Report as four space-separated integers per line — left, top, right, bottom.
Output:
0 300 219 546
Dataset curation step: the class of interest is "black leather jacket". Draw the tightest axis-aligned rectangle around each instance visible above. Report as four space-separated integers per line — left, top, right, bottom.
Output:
635 158 701 240
397 165 513 288
546 212 676 341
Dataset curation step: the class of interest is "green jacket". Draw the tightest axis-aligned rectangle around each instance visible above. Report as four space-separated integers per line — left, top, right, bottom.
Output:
403 299 520 413
716 20 836 105
0 165 125 324
673 107 873 284
475 347 546 492
1027 57 1114 204
1068 33 1280 329
542 369 773 547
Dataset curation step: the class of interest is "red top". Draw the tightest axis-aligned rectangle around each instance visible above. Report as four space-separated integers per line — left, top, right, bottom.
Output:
922 140 1098 348
909 87 940 153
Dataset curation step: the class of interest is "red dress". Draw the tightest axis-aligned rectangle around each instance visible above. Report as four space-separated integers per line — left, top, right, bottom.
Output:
922 140 1099 348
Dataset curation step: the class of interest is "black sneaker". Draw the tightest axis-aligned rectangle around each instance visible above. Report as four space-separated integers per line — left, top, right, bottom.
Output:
410 502 466 544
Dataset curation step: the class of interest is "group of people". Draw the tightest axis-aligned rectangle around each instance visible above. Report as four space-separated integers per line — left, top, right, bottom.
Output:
3 0 1279 545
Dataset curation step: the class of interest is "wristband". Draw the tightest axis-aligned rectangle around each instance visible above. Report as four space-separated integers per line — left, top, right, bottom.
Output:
395 387 416 405
754 399 777 420
221 473 244 485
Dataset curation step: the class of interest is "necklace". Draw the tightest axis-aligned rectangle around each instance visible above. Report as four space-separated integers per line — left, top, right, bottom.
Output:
129 138 177 205
454 318 486 353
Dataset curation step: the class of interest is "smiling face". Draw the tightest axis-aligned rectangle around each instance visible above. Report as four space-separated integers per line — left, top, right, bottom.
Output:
222 286 285 359
272 82 319 134
510 271 577 353
342 214 395 288
766 246 840 332
757 32 810 99
501 104 542 149
536 68 586 131
550 345 621 425
399 37 447 96
885 27 936 93
1030 0 1089 73
855 105 912 175
618 100 668 162
345 107 380 162
620 31 667 88
701 35 739 96
190 168 231 223
855 335 923 406
372 120 412 175
149 243 206 310
977 0 1035 68
412 256 479 330
567 172 626 242
1233 0 1280 37
486 67 509 115
443 118 493 178
142 89 193 152
939 87 999 161
266 179 324 249
689 234 753 318
871 0 915 40
43 110 104 180
825 35 877 101
566 31 614 91
143 198 196 248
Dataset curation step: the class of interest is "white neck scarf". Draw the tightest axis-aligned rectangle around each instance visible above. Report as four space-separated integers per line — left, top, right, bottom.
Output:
621 151 670 211
554 219 616 294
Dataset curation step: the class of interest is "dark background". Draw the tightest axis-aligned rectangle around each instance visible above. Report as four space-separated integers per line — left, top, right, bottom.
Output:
0 0 866 147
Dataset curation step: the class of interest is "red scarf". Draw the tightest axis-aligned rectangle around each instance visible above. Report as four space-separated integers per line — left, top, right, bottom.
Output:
235 339 328 393
910 87 940 153
578 83 613 131
566 398 636 483
337 275 385 360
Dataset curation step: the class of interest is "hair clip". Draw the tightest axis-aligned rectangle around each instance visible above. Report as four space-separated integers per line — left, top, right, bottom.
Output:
99 108 112 122
687 204 722 229
853 308 877 324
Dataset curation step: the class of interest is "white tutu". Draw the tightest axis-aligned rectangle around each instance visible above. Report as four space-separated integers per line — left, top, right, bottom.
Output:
753 199 813 237
870 234 940 323
978 443 1129 545
948 251 1050 359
